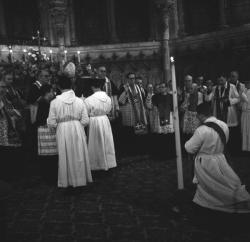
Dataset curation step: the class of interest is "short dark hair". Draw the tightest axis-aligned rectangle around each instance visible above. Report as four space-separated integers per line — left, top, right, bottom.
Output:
2 67 14 77
40 84 52 97
159 82 167 87
126 72 135 78
90 78 105 88
196 102 212 117
217 72 227 79
57 74 72 90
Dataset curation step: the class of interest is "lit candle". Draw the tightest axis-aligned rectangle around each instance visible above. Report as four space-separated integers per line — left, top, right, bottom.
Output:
64 50 67 62
170 56 184 190
49 49 53 62
23 49 27 62
9 49 13 63
77 51 80 63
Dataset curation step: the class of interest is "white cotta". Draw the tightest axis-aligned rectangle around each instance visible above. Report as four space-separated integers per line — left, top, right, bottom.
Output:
47 90 92 187
84 91 117 171
241 89 250 151
185 116 250 213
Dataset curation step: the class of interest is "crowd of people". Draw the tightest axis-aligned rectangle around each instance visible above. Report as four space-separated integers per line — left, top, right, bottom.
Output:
0 60 250 194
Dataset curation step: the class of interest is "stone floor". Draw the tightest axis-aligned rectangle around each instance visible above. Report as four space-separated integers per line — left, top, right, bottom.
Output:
3 154 250 242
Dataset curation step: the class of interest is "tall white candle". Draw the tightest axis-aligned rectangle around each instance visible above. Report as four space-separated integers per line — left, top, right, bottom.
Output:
49 49 53 62
23 49 27 62
170 56 184 190
64 50 67 62
9 49 13 62
77 51 80 63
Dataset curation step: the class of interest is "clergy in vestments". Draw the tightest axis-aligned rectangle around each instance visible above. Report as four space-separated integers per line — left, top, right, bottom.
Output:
97 66 119 121
84 78 117 171
151 82 175 160
185 102 250 213
212 74 240 155
97 66 121 156
47 75 92 188
241 82 250 151
26 69 50 163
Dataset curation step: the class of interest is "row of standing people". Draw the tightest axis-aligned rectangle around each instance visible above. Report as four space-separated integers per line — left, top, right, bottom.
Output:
178 72 250 155
0 65 117 186
37 75 117 187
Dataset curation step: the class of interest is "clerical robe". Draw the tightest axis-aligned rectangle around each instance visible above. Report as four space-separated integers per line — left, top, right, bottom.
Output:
84 91 117 171
185 117 250 213
47 90 92 187
241 88 250 151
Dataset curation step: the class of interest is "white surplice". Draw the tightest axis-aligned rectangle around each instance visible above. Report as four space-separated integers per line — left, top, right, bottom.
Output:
84 91 117 171
185 117 250 213
47 90 92 187
241 89 250 151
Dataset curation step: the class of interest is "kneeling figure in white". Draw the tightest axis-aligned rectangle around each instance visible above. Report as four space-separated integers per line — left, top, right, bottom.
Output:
185 102 250 213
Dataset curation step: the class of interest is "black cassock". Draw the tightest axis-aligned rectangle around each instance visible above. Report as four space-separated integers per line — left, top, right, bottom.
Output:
74 77 106 98
74 77 93 98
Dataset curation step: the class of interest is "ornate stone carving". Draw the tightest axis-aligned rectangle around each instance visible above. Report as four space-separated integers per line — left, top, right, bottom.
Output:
48 0 68 46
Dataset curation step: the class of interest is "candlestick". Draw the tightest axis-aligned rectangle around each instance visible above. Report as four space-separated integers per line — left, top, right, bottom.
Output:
170 56 184 190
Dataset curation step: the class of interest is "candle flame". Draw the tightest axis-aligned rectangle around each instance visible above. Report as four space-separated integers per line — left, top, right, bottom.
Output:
170 56 174 63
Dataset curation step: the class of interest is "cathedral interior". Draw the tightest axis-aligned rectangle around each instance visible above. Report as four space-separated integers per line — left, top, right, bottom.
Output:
1 0 250 85
1 1 250 242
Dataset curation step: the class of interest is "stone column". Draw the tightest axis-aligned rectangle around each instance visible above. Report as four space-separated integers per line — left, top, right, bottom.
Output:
49 0 68 48
162 8 171 81
219 0 228 28
37 1 50 43
65 10 71 46
149 0 157 41
107 0 119 43
171 0 179 38
68 0 76 45
157 0 174 81
177 0 186 36
0 0 7 38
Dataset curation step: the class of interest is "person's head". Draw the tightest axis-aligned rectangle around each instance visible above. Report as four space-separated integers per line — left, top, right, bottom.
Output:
2 69 14 86
40 84 54 101
90 78 105 92
168 80 172 90
97 66 107 79
57 74 72 90
217 73 227 87
205 79 213 91
0 80 8 98
196 76 204 86
127 72 136 86
38 69 50 85
136 77 143 87
159 82 168 94
230 71 239 84
147 83 154 93
184 75 193 89
86 64 92 71
196 102 213 123
155 84 161 94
